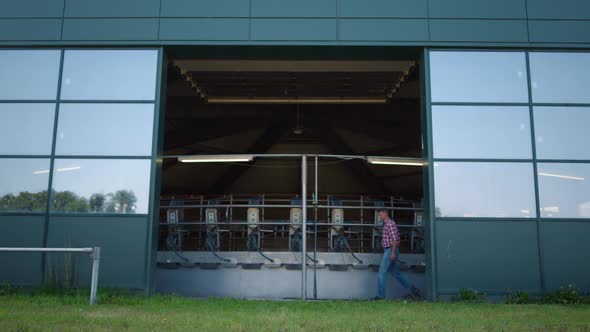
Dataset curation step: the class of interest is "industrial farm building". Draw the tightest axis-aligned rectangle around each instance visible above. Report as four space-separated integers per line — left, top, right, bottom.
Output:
0 0 589 301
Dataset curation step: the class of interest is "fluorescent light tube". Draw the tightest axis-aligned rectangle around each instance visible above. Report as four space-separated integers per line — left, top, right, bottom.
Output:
57 166 81 172
178 155 254 163
367 157 424 166
538 172 584 181
206 97 387 104
33 166 81 174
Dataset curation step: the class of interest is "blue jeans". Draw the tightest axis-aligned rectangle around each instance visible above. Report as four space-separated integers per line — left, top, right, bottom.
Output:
377 247 413 298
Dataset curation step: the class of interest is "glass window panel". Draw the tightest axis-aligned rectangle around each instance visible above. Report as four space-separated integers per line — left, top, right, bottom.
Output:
534 107 590 160
50 159 151 214
0 159 50 212
60 50 158 101
0 50 61 100
430 51 529 103
530 52 590 103
538 163 590 218
433 106 532 159
0 104 55 155
56 104 154 156
434 162 536 218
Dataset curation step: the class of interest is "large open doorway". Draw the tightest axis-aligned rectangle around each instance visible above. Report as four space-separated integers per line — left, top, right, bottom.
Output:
156 48 426 299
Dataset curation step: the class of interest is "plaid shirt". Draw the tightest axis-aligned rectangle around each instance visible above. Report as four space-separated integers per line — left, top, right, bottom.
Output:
381 218 400 249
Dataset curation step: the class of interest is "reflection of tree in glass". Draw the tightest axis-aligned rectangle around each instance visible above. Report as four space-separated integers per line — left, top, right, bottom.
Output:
0 189 138 213
53 189 137 213
89 193 106 212
0 191 47 212
52 190 89 212
435 207 442 217
105 190 138 214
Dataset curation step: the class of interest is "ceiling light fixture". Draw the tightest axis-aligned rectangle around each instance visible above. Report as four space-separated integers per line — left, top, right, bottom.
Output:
178 155 255 163
538 172 585 181
206 97 387 104
57 166 81 172
32 166 81 175
367 157 425 167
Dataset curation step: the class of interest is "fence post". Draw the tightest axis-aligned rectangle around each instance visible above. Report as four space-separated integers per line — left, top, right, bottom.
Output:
89 247 101 305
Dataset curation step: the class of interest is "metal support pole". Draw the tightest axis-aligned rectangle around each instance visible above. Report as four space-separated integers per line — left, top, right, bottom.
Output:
229 195 233 251
360 195 364 252
313 155 318 300
89 247 101 305
301 155 307 300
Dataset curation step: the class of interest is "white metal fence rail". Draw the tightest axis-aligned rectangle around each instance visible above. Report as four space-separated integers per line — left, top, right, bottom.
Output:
0 247 101 304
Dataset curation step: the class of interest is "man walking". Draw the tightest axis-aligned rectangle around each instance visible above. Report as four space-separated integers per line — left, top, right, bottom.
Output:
374 208 422 300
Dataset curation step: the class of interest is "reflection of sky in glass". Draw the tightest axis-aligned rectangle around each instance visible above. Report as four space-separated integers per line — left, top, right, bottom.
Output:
0 50 61 100
60 50 158 101
0 104 55 155
433 106 532 159
530 53 590 103
51 159 151 213
534 107 590 160
430 51 529 103
434 162 536 218
0 159 50 195
56 104 154 156
538 163 590 218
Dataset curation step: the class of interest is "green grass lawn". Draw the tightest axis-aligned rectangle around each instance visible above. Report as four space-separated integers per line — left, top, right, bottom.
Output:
1 294 590 331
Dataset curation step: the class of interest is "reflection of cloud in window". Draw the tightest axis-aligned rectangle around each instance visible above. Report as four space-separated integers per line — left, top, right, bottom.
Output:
542 206 560 217
577 201 590 218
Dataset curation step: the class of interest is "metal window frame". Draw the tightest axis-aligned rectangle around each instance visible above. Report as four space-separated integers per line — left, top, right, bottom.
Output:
0 47 162 293
426 48 590 299
0 47 160 219
428 48 590 222
422 48 437 301
146 46 166 294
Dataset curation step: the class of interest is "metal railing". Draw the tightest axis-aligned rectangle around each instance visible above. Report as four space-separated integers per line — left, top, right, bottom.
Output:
0 247 101 305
